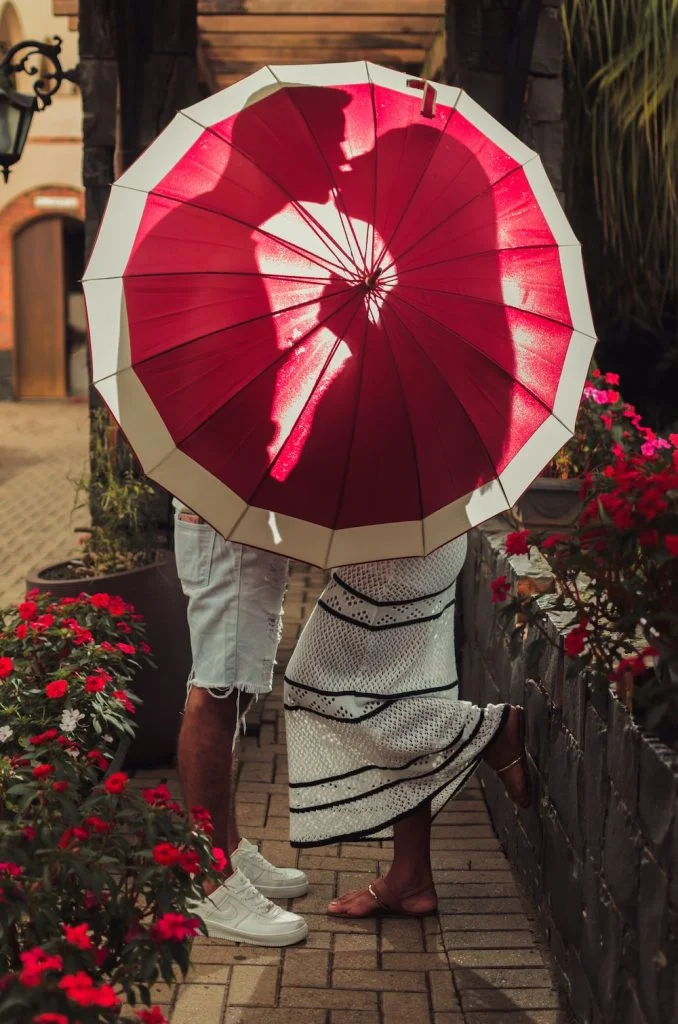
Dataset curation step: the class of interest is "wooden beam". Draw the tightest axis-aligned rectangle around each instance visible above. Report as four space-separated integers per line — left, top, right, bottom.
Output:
209 46 426 65
53 0 78 13
202 32 431 51
421 20 445 81
200 1 444 13
197 15 440 34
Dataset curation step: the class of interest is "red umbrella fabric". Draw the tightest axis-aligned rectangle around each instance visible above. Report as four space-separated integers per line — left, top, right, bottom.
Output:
83 62 595 568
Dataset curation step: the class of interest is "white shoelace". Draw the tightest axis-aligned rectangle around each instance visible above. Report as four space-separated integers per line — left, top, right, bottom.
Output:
240 844 273 872
233 873 279 916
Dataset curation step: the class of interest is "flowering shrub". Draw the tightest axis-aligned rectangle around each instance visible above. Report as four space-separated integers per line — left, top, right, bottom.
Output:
495 435 678 746
543 368 671 479
0 592 225 1023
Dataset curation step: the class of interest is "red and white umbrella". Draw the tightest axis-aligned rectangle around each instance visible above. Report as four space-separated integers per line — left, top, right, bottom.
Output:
83 61 595 568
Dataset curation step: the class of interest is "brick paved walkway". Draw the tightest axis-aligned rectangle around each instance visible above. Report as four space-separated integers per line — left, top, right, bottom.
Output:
0 400 90 606
0 401 571 1024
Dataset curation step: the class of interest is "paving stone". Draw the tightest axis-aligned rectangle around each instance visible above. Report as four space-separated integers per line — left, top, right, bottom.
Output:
228 965 279 1005
279 988 378 1010
441 915 534 932
379 917 425 952
281 949 329 988
189 944 281 966
381 991 431 1022
333 969 426 992
454 968 554 990
448 949 545 969
259 840 300 868
464 1014 569 1024
461 989 563 1011
432 1015 465 1024
334 933 378 952
329 1012 381 1024
171 984 225 1023
332 951 379 969
444 932 538 950
224 1011 325 1024
429 969 462 1011
381 952 449 971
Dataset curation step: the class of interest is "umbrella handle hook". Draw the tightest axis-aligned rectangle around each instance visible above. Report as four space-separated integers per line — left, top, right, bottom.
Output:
406 78 437 119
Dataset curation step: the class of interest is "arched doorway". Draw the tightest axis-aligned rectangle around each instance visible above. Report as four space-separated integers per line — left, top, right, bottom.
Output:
12 215 86 399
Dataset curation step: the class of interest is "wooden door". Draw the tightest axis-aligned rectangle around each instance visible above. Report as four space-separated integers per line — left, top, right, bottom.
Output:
13 217 67 399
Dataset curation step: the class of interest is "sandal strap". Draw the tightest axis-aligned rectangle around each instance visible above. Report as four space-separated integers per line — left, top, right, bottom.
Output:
497 754 524 775
367 881 390 911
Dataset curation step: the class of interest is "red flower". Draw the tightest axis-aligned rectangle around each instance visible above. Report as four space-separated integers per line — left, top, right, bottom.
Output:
18 600 38 621
84 674 106 693
72 626 94 646
140 641 152 654
15 623 28 639
150 912 201 943
600 413 613 430
93 946 108 968
58 971 119 1008
99 641 116 653
32 764 55 780
89 593 110 609
491 576 510 604
45 679 68 699
139 1009 168 1024
58 596 79 605
33 1015 70 1024
152 842 180 866
142 783 172 806
30 728 59 746
212 847 228 872
116 621 132 634
32 613 54 631
0 862 23 877
84 815 110 833
564 628 587 658
52 781 68 794
103 771 128 794
505 531 530 556
665 535 678 557
87 749 108 771
542 534 565 549
112 689 135 713
0 657 13 679
191 806 214 832
62 923 93 949
604 372 620 385
116 642 136 655
178 849 201 874
57 826 89 848
19 948 63 987
108 597 128 616
23 826 36 841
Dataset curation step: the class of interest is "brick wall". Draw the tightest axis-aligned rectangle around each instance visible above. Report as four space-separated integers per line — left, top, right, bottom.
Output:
0 185 84 398
460 522 678 1024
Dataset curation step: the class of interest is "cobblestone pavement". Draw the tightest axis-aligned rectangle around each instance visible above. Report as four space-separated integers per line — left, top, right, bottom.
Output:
0 400 571 1023
0 400 90 606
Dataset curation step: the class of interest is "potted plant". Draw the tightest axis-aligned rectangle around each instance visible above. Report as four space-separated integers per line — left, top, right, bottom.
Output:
0 590 225 1024
498 436 678 749
25 411 191 767
509 369 651 529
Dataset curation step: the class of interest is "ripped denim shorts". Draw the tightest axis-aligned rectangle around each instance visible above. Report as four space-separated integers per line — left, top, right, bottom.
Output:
173 507 289 699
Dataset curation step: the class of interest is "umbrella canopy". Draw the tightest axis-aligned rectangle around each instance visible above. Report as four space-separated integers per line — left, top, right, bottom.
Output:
84 61 595 568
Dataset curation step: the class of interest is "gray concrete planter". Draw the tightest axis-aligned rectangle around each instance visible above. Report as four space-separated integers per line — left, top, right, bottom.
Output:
509 476 582 530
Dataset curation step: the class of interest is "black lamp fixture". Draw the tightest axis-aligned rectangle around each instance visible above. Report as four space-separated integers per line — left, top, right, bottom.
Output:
0 36 79 183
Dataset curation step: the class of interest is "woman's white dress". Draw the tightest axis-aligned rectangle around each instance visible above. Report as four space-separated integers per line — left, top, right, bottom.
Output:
284 535 507 847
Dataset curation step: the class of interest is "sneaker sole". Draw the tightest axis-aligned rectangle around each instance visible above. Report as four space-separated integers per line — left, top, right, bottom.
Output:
254 880 309 899
201 917 308 947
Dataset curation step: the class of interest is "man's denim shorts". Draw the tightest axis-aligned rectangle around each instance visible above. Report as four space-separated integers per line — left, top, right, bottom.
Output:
174 508 289 697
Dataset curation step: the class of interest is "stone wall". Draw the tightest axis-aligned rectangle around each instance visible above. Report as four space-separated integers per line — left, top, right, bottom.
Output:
460 523 678 1024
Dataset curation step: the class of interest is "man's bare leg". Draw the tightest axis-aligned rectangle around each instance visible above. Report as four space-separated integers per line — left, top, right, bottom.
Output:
177 686 251 895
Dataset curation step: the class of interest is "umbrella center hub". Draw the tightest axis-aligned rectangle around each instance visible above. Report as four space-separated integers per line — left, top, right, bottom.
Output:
362 268 382 291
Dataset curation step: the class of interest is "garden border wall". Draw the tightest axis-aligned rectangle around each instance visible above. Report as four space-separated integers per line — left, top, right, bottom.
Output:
460 522 678 1024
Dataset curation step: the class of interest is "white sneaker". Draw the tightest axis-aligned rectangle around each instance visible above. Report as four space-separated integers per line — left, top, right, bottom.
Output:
188 869 308 946
231 837 309 898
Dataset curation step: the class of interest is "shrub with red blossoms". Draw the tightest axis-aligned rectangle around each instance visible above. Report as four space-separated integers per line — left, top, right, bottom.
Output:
0 591 221 1024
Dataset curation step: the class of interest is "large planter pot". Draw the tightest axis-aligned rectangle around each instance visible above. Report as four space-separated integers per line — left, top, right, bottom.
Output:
509 477 582 531
26 552 190 769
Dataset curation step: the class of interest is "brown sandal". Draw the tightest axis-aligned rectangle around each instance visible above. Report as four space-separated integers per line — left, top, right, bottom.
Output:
495 706 531 808
327 877 437 919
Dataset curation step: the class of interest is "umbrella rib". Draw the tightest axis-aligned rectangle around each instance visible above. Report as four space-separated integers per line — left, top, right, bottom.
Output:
143 290 363 472
367 70 379 273
388 289 570 428
179 109 360 275
366 66 460 273
378 157 540 277
243 301 367 518
111 180 349 281
322 310 372 569
381 241 582 282
391 281 596 340
383 298 513 511
94 285 354 383
378 312 426 555
266 64 368 275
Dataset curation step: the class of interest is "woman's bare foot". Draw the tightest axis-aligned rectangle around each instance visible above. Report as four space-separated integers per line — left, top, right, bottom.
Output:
327 876 438 918
483 706 531 808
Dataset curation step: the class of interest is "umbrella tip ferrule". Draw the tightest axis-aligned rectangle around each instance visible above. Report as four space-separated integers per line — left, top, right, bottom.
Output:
362 268 382 291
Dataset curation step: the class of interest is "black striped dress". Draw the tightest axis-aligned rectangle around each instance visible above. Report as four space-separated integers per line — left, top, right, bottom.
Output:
284 535 508 847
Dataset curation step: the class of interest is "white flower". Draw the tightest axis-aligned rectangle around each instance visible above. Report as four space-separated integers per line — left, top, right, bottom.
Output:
102 734 114 745
60 708 84 734
0 725 13 743
66 747 80 760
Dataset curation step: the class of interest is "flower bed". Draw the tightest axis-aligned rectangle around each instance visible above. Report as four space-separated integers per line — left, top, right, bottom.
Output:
0 591 224 1024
